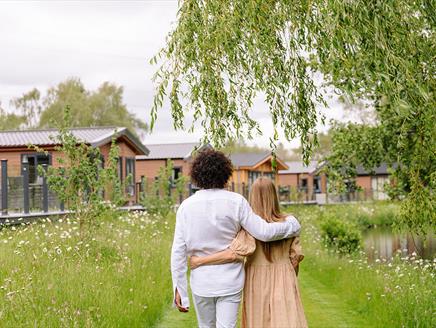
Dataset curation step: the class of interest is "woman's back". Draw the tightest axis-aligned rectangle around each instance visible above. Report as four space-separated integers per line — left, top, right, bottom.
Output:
246 237 293 266
242 217 307 328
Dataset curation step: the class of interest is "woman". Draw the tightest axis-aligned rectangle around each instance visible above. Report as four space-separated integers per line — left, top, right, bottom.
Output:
190 177 307 328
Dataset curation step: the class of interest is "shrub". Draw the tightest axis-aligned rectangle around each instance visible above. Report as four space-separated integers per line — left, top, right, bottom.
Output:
31 108 127 234
141 160 186 217
353 203 399 229
320 216 361 254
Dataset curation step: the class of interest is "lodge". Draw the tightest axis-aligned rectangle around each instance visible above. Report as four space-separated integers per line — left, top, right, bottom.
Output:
0 127 395 217
0 127 149 208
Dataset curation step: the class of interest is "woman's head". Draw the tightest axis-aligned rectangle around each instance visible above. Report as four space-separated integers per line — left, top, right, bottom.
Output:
249 177 286 262
249 177 284 223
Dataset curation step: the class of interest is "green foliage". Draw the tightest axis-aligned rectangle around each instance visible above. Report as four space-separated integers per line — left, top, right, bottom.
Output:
0 104 27 131
320 215 361 254
101 138 128 207
323 123 387 194
285 203 400 230
0 211 174 327
295 205 435 327
141 160 184 217
352 203 399 229
151 0 325 160
153 0 435 234
289 129 334 161
32 108 126 232
324 121 435 234
10 88 42 128
11 78 147 133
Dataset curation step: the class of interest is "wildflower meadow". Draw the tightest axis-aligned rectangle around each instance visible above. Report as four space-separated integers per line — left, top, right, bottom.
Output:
0 203 434 327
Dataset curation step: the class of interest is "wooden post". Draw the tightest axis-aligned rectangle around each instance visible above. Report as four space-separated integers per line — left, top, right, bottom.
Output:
42 164 48 213
22 156 30 214
1 159 8 215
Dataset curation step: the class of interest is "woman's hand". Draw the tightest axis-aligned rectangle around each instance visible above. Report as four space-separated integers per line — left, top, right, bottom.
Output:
189 249 243 270
190 256 202 270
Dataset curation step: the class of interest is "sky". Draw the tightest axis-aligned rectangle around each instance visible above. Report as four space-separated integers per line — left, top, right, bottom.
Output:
0 0 349 148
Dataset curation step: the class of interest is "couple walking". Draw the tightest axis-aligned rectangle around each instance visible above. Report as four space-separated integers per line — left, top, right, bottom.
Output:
171 149 307 328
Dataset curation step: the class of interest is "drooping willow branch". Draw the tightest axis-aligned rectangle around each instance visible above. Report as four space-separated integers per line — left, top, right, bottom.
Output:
151 0 435 233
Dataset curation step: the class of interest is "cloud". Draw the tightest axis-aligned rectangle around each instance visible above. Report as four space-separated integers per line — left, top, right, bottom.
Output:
0 1 345 150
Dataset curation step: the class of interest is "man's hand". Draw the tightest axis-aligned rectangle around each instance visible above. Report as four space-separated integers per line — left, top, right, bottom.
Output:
174 288 189 313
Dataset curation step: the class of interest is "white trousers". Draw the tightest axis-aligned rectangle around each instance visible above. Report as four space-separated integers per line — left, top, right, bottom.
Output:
192 291 242 328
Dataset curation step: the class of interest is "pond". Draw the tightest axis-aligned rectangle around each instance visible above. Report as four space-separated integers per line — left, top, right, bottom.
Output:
363 228 436 262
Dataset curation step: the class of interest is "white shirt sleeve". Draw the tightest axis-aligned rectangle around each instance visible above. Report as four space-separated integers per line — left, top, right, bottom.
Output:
170 205 190 308
239 197 301 242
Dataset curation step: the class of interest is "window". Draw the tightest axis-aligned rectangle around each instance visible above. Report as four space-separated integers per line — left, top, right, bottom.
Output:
172 167 182 186
248 171 262 186
371 176 389 200
314 176 321 193
125 157 135 196
22 153 51 184
300 178 308 191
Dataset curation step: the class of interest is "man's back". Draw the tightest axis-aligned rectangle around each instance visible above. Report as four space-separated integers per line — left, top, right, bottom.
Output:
178 189 246 297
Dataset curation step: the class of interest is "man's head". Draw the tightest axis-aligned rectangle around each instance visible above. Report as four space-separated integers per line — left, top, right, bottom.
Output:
190 149 233 189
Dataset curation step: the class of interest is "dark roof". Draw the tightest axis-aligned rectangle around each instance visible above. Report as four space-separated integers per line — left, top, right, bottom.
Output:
136 142 210 160
0 127 149 155
229 151 271 168
279 161 319 174
356 163 395 175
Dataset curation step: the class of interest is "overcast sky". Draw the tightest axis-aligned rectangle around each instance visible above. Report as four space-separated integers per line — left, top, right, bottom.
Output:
0 0 347 148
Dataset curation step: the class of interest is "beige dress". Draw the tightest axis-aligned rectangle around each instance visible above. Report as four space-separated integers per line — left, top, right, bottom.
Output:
230 230 308 328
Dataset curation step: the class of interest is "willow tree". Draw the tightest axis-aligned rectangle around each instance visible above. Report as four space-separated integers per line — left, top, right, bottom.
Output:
151 0 435 233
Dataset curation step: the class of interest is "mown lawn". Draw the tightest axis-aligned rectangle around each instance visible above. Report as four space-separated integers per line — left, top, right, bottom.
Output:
1 203 434 327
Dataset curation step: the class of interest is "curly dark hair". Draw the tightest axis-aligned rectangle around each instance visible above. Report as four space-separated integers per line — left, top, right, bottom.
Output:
190 149 233 189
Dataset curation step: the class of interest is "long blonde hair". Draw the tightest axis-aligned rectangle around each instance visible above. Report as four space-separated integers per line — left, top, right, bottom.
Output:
249 177 286 262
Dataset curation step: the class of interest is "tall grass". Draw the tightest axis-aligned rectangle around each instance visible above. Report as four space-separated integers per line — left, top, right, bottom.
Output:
0 211 175 327
0 203 433 327
316 202 400 229
292 205 435 327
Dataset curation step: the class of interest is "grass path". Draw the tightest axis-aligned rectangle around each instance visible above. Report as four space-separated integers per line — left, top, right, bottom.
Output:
156 267 367 328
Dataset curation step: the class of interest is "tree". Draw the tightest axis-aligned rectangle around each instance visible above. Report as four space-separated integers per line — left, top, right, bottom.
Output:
32 108 127 234
10 88 42 128
0 102 27 130
11 78 147 134
289 130 334 161
152 0 435 234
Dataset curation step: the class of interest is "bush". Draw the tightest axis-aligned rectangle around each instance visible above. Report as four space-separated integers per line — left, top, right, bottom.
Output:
32 108 126 234
320 216 361 254
140 160 187 217
353 203 399 229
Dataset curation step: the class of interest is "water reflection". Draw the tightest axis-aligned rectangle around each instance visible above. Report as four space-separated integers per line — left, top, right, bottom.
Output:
364 228 435 262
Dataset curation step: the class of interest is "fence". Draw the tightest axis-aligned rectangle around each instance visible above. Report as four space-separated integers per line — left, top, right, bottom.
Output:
278 186 316 204
136 178 381 207
278 185 380 205
136 177 252 206
1 157 384 218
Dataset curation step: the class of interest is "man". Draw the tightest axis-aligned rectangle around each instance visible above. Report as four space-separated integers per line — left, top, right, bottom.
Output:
171 149 301 328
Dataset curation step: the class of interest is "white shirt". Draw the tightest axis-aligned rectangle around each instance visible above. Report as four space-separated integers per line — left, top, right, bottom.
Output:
170 189 301 308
